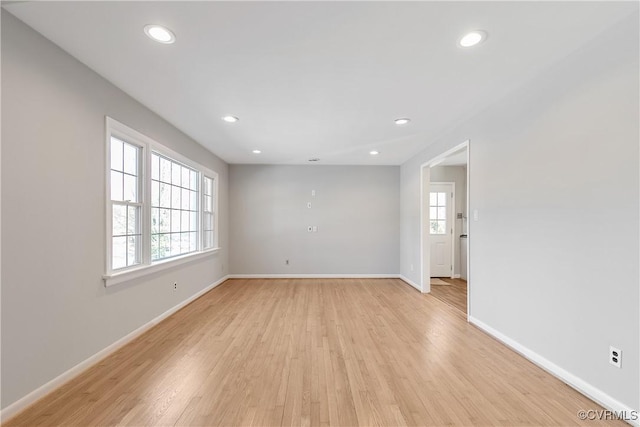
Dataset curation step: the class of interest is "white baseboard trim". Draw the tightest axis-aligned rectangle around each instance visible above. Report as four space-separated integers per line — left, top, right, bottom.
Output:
453 274 461 279
469 316 639 427
228 274 400 279
0 275 230 423
399 275 422 292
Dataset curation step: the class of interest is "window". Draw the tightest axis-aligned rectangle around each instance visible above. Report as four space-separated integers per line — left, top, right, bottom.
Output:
202 176 215 250
110 137 142 269
429 191 447 234
105 118 219 284
150 153 199 261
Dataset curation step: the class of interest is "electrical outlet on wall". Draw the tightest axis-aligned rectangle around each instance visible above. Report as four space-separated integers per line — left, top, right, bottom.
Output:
609 346 621 368
173 282 177 291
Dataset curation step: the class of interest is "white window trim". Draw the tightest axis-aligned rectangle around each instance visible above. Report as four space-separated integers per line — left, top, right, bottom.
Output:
201 174 219 250
104 117 220 287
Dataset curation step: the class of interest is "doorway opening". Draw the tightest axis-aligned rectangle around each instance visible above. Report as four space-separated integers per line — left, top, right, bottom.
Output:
420 140 470 318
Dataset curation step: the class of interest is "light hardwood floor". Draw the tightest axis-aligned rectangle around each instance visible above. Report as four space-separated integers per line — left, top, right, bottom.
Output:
6 278 621 426
430 278 468 314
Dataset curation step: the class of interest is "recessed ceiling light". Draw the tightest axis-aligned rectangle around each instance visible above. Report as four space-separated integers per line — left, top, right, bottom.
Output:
394 118 411 125
144 25 176 44
370 150 380 155
222 116 239 123
459 30 487 48
252 149 261 154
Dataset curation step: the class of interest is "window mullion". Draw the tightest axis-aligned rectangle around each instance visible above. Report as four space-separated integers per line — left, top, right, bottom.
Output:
199 173 204 252
142 144 152 266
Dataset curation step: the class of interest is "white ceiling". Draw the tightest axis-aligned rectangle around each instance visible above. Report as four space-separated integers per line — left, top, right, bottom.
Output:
4 1 637 165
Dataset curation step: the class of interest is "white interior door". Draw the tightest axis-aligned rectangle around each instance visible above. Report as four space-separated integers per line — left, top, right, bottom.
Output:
429 183 454 277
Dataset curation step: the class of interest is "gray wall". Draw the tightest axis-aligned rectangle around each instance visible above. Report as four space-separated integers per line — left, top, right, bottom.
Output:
229 165 399 275
400 14 639 409
1 11 229 409
430 165 467 277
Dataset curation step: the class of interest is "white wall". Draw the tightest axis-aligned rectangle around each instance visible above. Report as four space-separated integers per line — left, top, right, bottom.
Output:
229 165 399 275
401 13 639 410
1 11 229 409
430 165 467 277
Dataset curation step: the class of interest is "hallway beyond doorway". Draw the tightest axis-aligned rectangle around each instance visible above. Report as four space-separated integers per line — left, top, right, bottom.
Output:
430 277 467 314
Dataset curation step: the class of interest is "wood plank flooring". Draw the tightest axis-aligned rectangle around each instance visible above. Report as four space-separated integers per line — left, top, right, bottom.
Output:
5 278 622 426
430 278 467 314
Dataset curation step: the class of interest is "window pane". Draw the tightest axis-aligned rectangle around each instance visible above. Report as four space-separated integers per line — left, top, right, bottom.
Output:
111 171 123 201
159 208 170 233
159 234 170 259
113 204 126 236
437 192 447 206
112 236 127 269
127 206 139 235
429 192 437 205
123 143 138 175
171 233 181 255
110 138 123 172
151 208 159 234
437 220 446 234
203 231 210 249
151 153 160 181
190 170 198 190
190 232 197 252
182 167 190 188
151 181 159 207
437 207 446 220
430 207 437 220
123 174 138 202
171 163 181 185
160 157 171 183
181 211 190 232
159 183 171 208
204 195 212 212
151 234 159 261
127 236 140 266
171 210 181 233
190 191 197 211
181 232 190 253
181 188 190 210
191 211 198 232
171 185 181 209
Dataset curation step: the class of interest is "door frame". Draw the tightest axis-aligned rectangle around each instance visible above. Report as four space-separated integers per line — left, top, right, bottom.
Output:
420 139 470 320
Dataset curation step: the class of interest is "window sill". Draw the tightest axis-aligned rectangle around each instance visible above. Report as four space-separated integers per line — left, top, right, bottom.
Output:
103 248 221 287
